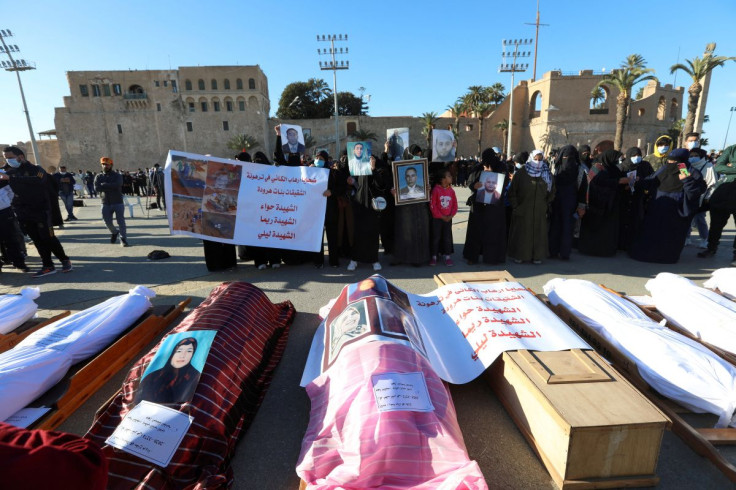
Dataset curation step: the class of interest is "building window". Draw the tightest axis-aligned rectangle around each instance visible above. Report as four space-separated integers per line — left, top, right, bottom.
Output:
113 84 122 95
656 96 666 120
186 122 193 132
201 101 208 112
638 108 645 117
185 79 192 91
465 124 473 131
103 84 111 96
154 81 160 87
213 101 220 112
238 100 245 111
79 84 89 97
226 100 233 112
117 124 122 134
91 84 101 97
163 80 168 87
157 103 162 111
223 121 229 131
248 78 256 90
188 102 195 112
236 78 243 90
171 80 177 92
529 91 542 118
198 79 205 90
224 79 230 90
211 79 217 90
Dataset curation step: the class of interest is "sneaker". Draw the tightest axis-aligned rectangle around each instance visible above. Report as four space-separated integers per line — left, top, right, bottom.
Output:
71 216 78 221
257 264 267 270
445 256 454 267
697 249 716 258
110 231 119 244
120 238 130 247
698 239 709 249
33 267 57 278
61 260 73 272
347 260 357 271
429 256 437 266
372 262 382 271
271 263 280 269
65 216 73 222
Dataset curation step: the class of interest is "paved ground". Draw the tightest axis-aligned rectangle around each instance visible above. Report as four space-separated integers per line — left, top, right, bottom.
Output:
3 189 735 489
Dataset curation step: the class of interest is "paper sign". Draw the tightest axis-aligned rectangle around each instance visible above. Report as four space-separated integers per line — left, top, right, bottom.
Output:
627 170 636 194
372 372 434 413
3 407 51 428
105 400 193 467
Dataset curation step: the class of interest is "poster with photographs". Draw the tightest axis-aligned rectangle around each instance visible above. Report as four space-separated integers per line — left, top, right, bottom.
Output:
347 141 372 176
280 124 306 155
133 330 218 406
386 127 409 161
392 159 429 205
475 171 505 205
432 129 456 162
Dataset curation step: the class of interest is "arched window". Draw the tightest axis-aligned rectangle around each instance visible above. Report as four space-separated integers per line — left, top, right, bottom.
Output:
198 79 205 90
224 79 230 90
237 96 246 111
212 97 221 112
248 78 256 90
529 91 542 118
670 98 679 120
656 96 666 120
128 84 144 94
236 78 243 90
346 121 357 134
638 108 645 117
211 79 218 90
186 97 195 113
185 79 192 91
224 96 233 112
199 97 208 112
589 85 609 114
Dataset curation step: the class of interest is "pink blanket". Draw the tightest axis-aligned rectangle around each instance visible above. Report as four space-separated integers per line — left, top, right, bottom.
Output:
297 341 486 489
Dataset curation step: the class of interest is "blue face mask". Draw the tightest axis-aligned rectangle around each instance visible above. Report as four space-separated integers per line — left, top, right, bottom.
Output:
515 163 522 169
314 159 325 168
412 155 422 160
688 156 700 165
630 156 642 164
5 158 20 168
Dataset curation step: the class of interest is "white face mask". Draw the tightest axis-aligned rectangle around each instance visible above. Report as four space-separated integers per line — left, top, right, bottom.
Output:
515 163 522 169
630 156 642 164
6 158 20 168
686 141 699 150
657 145 670 154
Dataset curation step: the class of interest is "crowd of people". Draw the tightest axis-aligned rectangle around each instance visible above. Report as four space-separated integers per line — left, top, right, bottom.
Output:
204 126 736 272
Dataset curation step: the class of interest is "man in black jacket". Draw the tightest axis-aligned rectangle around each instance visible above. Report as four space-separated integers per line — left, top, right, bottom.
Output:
94 157 129 246
1 146 72 277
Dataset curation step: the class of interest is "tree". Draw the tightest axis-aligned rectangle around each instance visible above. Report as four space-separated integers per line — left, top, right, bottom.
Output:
591 86 606 108
226 134 259 153
349 129 378 141
276 78 333 119
634 86 645 101
593 54 657 151
420 111 438 151
493 119 513 154
322 92 364 116
668 118 685 147
447 101 467 138
670 43 735 136
461 86 499 155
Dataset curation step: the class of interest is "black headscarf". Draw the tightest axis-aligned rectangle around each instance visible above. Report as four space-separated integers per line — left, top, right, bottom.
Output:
554 145 581 187
481 148 505 173
578 145 592 166
514 152 529 166
619 147 642 172
599 150 621 171
253 151 270 165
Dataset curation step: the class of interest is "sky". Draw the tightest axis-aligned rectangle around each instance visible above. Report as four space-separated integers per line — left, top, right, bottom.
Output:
1 0 736 152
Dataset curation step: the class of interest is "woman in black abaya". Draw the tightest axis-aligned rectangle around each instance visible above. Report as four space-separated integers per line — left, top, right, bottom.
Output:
391 145 431 266
347 155 383 271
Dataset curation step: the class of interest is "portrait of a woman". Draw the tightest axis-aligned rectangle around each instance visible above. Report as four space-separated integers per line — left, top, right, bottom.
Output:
135 337 202 405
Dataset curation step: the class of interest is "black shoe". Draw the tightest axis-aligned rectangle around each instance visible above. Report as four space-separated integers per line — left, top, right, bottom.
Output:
697 249 716 258
121 238 130 247
64 216 73 222
110 231 119 244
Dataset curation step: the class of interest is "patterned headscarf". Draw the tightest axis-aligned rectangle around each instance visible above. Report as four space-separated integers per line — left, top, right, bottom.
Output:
525 150 553 191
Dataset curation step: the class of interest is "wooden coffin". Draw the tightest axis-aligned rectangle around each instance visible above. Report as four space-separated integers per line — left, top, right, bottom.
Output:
435 271 670 489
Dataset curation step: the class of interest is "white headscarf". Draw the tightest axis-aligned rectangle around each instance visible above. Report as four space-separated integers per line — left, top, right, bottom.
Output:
525 149 552 191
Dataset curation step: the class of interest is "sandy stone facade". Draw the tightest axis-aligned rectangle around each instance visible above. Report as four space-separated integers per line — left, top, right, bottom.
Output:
54 66 270 171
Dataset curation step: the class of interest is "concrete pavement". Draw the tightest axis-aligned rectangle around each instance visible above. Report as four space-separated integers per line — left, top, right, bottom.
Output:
2 189 735 489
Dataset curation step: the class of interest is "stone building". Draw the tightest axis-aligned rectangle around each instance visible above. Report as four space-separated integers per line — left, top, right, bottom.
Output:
54 65 270 170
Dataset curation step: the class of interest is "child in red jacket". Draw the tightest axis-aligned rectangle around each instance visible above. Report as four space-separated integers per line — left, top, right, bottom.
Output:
429 169 458 266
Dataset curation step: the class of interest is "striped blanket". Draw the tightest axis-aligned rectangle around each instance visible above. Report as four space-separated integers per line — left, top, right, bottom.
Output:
85 282 295 489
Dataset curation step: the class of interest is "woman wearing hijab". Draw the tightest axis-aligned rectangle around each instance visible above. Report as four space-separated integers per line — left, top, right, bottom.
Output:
391 145 430 266
644 135 673 172
507 150 555 264
617 147 654 251
463 148 507 265
548 145 583 260
578 150 628 257
243 151 282 269
629 148 706 263
136 337 201 405
347 154 384 271
314 151 346 268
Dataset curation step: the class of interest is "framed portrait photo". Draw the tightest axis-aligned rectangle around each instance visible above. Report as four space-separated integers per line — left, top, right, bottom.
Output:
347 141 372 176
392 159 429 206
475 171 506 205
280 123 306 155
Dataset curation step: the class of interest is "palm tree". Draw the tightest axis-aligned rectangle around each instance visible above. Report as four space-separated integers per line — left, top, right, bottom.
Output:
593 54 657 151
447 101 467 137
308 78 332 103
226 134 259 152
494 119 511 153
420 111 438 151
461 85 504 155
670 43 735 136
487 83 506 107
591 86 606 109
349 128 378 141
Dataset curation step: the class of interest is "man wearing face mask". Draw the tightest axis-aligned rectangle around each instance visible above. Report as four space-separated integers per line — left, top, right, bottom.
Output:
645 135 673 172
686 148 716 248
1 146 72 277
684 132 701 151
94 157 129 247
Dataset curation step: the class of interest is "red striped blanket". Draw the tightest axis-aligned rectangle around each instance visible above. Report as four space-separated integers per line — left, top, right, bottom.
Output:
85 282 295 489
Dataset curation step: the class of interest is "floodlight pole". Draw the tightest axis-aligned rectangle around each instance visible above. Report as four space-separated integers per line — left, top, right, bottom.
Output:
318 34 349 157
500 39 531 157
0 29 41 166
